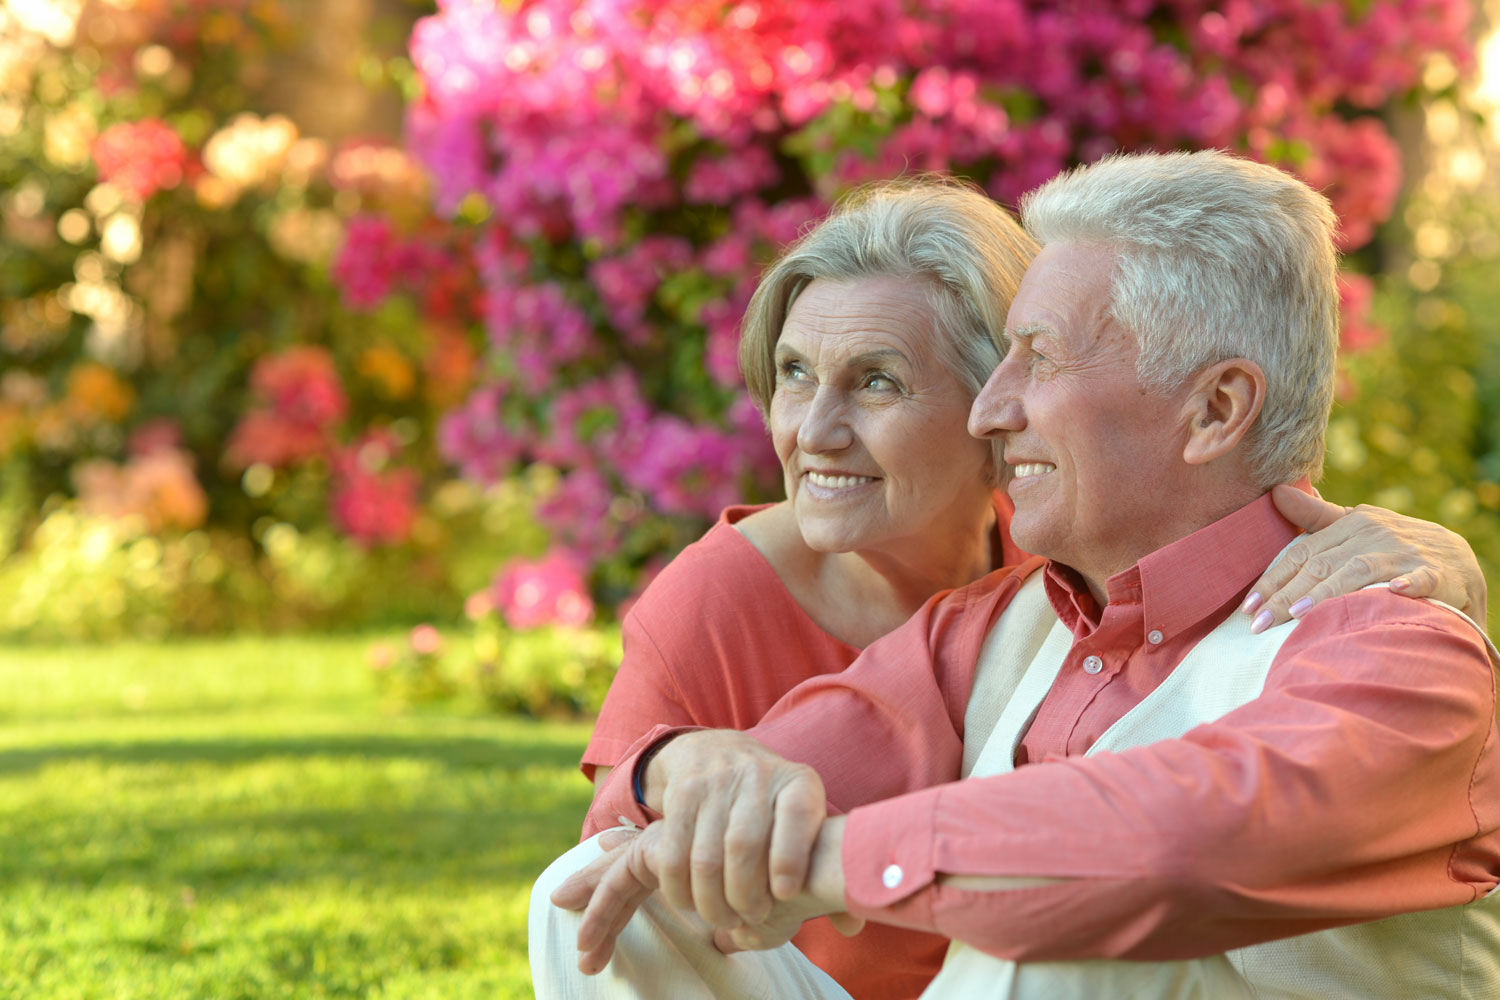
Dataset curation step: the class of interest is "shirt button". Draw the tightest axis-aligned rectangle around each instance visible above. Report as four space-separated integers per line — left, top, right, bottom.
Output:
1083 655 1104 674
882 864 904 889
1148 629 1164 645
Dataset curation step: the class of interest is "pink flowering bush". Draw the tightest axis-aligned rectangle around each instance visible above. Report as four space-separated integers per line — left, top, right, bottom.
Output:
490 551 595 629
368 0 1473 612
0 1 533 638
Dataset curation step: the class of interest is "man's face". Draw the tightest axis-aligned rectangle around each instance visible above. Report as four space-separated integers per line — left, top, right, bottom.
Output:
968 241 1192 588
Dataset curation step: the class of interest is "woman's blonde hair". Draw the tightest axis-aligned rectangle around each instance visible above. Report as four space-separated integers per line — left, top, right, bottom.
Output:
739 177 1038 462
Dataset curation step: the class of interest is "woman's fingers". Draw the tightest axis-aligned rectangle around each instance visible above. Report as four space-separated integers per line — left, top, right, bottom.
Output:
1253 485 1486 628
687 791 737 928
575 834 661 975
550 834 636 911
724 790 775 923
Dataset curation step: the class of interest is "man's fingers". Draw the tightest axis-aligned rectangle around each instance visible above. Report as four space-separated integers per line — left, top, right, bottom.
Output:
768 768 826 900
712 926 742 955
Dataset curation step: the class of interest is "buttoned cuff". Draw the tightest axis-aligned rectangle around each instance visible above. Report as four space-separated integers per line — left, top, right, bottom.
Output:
582 724 705 838
841 785 944 932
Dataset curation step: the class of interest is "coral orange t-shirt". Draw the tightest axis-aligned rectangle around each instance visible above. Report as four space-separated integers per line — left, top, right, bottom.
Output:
581 495 1024 1000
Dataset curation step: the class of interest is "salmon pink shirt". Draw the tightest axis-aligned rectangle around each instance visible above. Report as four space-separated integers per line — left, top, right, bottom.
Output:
590 493 1500 962
582 496 1027 1000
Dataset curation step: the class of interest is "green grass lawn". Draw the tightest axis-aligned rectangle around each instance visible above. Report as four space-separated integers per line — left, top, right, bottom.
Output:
0 636 594 999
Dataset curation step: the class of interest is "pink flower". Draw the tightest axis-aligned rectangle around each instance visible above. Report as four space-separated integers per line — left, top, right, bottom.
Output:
1338 272 1386 353
490 550 594 629
334 216 401 310
329 433 420 546
227 347 348 469
93 119 189 200
368 642 396 671
409 624 443 655
251 347 348 428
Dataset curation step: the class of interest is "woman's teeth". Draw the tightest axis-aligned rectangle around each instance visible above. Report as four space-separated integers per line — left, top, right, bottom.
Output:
807 472 875 488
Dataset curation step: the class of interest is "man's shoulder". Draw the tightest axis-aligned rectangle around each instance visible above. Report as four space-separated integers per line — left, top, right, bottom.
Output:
1308 585 1488 642
1286 585 1495 683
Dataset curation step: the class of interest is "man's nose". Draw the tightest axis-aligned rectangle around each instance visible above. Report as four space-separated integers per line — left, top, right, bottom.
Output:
968 361 1024 440
797 387 854 454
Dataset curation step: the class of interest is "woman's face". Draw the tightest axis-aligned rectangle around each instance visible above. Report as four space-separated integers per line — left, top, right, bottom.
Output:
769 276 995 558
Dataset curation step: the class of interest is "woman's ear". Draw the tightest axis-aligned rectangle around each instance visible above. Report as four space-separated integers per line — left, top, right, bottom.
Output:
1181 358 1266 466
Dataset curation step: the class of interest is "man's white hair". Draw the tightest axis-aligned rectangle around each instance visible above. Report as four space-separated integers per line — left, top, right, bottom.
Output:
1020 149 1340 488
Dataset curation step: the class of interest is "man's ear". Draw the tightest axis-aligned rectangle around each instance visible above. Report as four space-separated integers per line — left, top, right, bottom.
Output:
1181 358 1266 466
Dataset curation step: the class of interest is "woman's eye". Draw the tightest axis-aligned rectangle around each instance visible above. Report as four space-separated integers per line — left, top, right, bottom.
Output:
863 372 898 391
778 360 810 381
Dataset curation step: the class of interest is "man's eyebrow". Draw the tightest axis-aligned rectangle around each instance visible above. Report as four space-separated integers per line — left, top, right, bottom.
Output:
1005 323 1048 342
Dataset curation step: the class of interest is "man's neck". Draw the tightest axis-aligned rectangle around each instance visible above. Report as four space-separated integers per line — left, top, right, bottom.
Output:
1074 483 1268 608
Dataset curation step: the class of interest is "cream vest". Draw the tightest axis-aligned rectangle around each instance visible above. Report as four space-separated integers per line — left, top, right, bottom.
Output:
921 571 1500 1000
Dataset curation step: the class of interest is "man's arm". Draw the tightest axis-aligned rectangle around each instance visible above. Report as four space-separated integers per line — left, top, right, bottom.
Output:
584 562 1037 837
838 590 1499 960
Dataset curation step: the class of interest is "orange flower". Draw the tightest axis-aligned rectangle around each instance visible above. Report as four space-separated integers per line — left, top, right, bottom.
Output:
65 362 135 424
356 344 417 401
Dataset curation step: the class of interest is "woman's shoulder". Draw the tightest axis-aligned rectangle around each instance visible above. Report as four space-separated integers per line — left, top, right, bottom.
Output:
629 503 798 621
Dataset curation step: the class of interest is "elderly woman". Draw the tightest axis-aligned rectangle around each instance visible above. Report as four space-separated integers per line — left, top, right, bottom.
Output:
569 178 1485 1000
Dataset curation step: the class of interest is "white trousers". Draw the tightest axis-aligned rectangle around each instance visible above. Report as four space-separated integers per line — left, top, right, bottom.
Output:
529 835 1252 999
529 833 852 1000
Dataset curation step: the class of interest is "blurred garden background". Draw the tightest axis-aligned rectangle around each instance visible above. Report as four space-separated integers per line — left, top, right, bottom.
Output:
3 0 1500 996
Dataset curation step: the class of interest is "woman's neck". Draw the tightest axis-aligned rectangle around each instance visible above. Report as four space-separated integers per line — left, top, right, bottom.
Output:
736 498 1000 648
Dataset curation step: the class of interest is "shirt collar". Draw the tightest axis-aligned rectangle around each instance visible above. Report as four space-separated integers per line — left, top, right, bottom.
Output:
1042 491 1302 642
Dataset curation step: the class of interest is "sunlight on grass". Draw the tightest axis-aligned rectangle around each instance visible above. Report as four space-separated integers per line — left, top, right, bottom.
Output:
0 636 594 998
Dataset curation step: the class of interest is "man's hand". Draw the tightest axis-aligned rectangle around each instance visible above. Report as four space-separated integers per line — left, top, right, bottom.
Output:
712 815 859 955
641 729 828 931
1249 484 1487 632
553 816 855 975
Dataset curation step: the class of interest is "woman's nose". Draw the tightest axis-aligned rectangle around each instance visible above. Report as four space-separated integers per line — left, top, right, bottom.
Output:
796 387 854 454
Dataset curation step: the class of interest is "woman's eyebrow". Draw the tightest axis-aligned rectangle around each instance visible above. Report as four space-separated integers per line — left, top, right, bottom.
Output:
845 347 910 367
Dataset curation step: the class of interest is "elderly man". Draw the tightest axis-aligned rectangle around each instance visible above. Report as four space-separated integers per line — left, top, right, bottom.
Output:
533 150 1500 998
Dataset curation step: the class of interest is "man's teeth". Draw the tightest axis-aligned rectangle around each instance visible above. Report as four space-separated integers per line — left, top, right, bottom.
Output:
1012 463 1056 479
807 472 875 488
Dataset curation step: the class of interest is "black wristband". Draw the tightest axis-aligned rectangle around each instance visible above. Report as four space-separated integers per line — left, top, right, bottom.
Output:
631 733 678 808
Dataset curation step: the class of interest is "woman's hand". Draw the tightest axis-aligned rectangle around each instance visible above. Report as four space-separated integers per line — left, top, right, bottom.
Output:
1247 484 1487 633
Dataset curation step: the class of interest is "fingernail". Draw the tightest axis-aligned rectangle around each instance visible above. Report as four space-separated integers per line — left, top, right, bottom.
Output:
1289 597 1314 618
1391 577 1410 591
1251 610 1272 634
1241 592 1263 616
